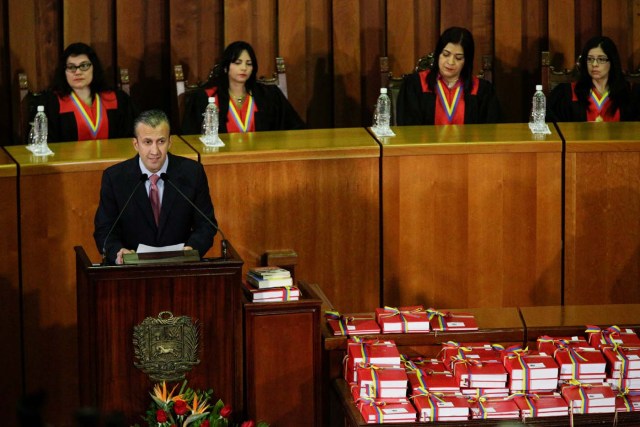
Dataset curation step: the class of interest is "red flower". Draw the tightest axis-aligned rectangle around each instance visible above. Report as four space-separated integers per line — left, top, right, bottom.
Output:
220 404 233 418
200 421 210 427
240 421 255 427
156 409 168 423
173 399 188 415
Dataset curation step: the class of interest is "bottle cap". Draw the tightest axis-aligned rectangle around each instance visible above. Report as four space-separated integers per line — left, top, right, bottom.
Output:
208 97 215 103
380 88 388 94
37 105 45 112
536 85 543 91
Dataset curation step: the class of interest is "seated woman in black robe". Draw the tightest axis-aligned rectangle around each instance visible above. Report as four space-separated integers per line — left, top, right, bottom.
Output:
182 40 305 135
396 27 501 126
548 36 639 122
39 42 136 142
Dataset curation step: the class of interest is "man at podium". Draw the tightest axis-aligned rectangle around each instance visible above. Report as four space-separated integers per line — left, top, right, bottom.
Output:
93 109 217 264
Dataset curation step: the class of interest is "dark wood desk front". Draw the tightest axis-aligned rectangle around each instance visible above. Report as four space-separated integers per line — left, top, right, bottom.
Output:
0 149 19 427
559 122 640 305
4 139 197 426
376 124 563 309
180 128 381 314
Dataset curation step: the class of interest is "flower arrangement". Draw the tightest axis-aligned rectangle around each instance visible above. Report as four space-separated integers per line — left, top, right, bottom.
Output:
133 381 269 427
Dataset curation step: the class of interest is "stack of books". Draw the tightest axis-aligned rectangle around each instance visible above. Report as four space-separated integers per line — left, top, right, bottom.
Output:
243 266 298 302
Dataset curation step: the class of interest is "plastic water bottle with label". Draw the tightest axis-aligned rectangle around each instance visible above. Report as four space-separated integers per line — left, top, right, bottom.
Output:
372 87 395 137
29 106 53 155
200 96 223 146
529 85 549 134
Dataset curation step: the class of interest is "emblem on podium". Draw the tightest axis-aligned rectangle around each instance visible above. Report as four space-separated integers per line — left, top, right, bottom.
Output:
133 311 200 382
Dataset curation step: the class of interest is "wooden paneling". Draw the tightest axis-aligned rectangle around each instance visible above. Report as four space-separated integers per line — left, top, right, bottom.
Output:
0 151 19 427
116 0 170 112
305 0 333 128
332 0 362 127
169 1 222 87
380 124 563 309
562 122 640 305
602 0 631 70
548 0 576 68
182 128 381 314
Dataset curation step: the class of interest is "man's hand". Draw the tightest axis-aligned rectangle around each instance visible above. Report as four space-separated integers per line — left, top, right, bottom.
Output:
116 248 135 265
184 246 193 251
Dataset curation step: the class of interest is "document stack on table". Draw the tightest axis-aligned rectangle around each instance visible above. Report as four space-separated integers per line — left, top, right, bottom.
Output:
243 266 298 302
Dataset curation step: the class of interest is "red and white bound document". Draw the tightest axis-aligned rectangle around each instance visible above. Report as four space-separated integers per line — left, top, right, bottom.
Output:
441 342 503 370
616 393 640 412
514 394 569 418
345 339 401 383
602 346 640 371
537 335 590 355
470 396 521 419
357 366 408 399
325 312 381 336
561 383 616 413
412 393 470 422
585 325 640 349
407 370 459 393
554 346 607 378
428 309 478 331
452 358 508 388
504 351 559 392
375 306 430 333
242 282 299 302
357 399 417 424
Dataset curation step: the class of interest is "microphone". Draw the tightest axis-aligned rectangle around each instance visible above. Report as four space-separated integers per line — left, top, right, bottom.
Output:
160 172 229 259
102 173 149 265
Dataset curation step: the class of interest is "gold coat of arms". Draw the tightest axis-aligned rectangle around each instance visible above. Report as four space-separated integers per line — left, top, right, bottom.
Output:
133 311 200 382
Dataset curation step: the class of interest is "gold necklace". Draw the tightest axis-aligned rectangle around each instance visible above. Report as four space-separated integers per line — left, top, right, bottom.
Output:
230 91 247 105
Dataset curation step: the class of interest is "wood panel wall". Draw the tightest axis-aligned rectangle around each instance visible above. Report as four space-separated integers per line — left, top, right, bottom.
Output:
2 1 638 144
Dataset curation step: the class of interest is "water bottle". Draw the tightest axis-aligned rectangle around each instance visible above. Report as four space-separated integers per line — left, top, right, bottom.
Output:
201 97 219 143
531 85 546 132
33 105 48 154
374 88 391 133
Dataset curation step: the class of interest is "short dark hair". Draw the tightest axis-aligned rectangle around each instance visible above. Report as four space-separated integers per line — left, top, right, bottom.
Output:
133 110 170 137
575 36 629 116
428 27 476 95
211 41 259 92
51 42 110 96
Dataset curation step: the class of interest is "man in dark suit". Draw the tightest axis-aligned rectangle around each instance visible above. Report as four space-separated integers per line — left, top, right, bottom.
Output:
94 109 217 264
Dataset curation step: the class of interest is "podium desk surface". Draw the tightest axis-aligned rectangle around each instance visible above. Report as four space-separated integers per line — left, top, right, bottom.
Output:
4 136 197 175
0 148 17 177
521 304 640 340
179 127 380 164
323 307 524 351
372 123 562 156
558 121 640 151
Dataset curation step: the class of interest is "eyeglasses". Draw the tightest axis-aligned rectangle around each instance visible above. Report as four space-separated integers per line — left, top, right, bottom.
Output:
586 56 609 65
65 62 93 72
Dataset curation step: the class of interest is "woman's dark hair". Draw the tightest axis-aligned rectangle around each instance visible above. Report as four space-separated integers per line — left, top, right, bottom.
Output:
209 41 259 92
427 27 475 95
575 36 629 116
51 42 110 97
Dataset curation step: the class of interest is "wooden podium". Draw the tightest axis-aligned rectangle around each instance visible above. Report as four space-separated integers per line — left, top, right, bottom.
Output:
75 245 244 424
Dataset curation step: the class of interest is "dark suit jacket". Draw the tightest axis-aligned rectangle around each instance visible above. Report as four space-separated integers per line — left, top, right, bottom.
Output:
93 153 217 264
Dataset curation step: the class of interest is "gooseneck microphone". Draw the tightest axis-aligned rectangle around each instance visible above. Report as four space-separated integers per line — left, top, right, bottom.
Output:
160 173 229 259
102 173 149 265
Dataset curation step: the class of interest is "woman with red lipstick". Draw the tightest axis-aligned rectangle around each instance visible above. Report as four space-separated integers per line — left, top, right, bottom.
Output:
182 40 304 134
396 27 501 126
548 36 639 122
39 42 136 143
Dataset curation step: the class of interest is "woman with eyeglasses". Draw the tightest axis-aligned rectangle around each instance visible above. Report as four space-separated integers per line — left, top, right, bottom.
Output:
548 36 639 122
396 27 501 125
182 40 304 135
39 42 136 142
